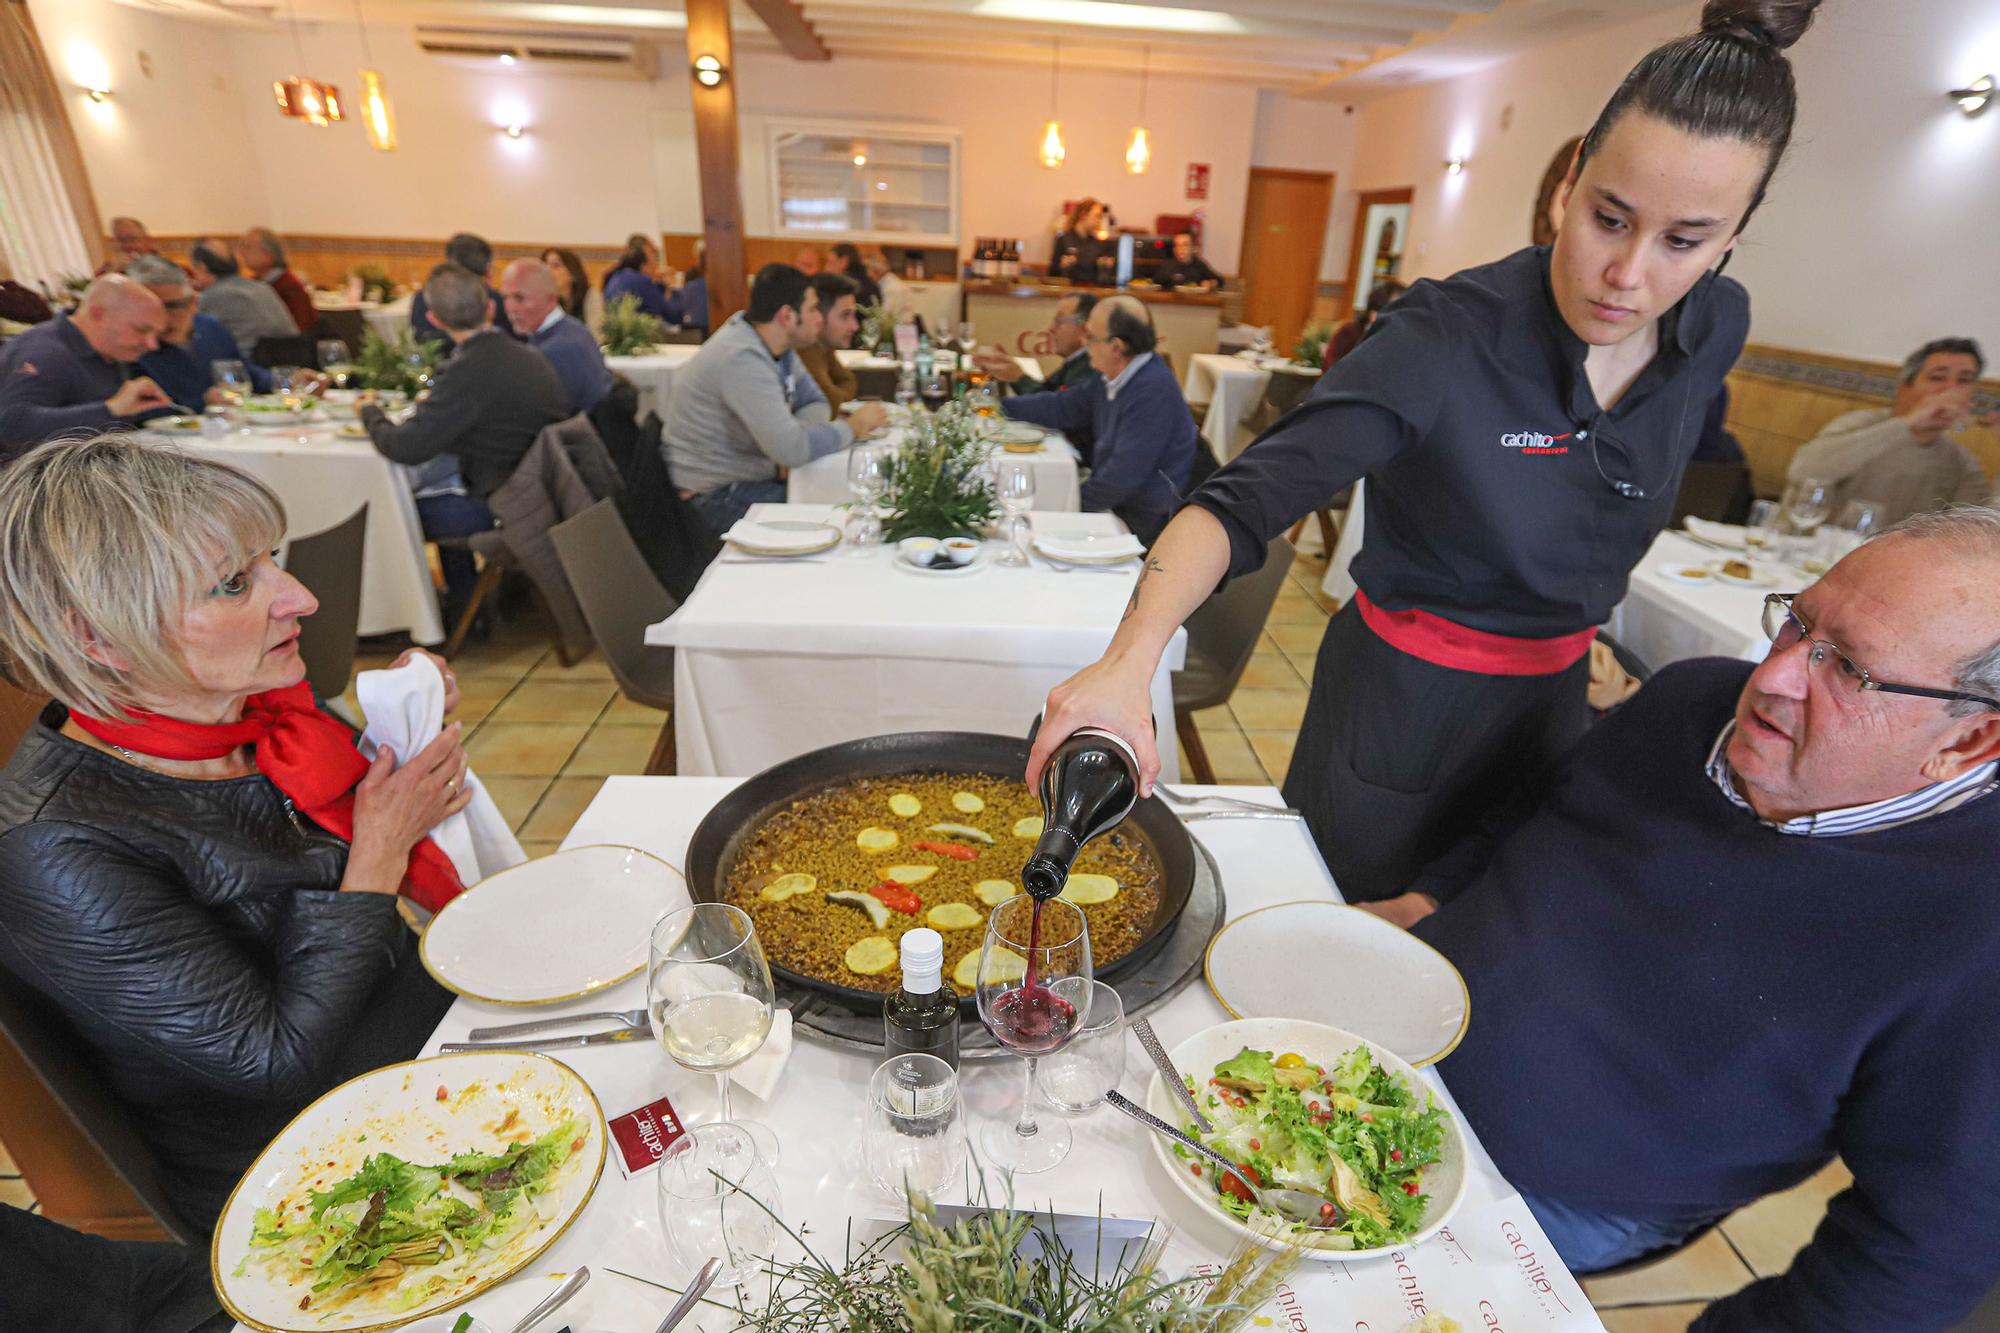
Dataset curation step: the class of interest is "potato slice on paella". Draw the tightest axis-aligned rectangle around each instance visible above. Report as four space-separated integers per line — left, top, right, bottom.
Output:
1012 815 1044 839
926 902 983 931
888 793 922 818
883 864 937 886
844 936 899 976
951 791 986 814
954 945 1027 990
974 878 1015 906
1058 873 1118 905
757 872 816 903
856 827 898 853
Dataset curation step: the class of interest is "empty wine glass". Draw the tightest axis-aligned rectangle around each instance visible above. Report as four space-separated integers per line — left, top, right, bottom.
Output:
657 1122 782 1289
1041 980 1125 1114
864 1053 965 1201
846 443 888 556
976 895 1091 1173
210 359 249 406
316 339 354 388
1787 478 1833 538
994 459 1036 567
648 905 781 1164
1836 499 1882 543
1744 499 1780 552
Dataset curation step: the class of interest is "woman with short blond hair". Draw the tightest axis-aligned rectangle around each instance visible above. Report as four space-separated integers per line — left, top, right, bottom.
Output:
0 436 468 1232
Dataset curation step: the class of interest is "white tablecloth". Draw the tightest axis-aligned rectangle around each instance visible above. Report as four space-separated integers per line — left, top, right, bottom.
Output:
179 423 444 644
1184 351 1304 460
647 503 1185 779
1606 530 1777 670
360 294 411 345
836 349 1041 383
606 345 702 422
787 424 1082 511
281 777 1598 1333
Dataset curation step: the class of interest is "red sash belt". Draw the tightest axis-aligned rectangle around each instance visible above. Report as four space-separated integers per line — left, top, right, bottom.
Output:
1353 589 1595 677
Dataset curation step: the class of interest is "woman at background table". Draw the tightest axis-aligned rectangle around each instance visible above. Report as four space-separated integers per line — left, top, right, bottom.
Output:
1028 0 1819 902
603 236 672 322
0 438 470 1232
541 245 602 331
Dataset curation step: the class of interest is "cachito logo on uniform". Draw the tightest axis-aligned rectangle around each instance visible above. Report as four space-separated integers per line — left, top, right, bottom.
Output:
1499 429 1572 455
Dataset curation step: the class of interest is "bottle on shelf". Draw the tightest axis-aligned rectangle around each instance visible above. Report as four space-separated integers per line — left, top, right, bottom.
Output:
1021 727 1139 901
884 927 960 1069
914 330 934 385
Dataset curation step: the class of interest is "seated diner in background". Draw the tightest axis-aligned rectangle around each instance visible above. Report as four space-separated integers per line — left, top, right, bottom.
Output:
0 437 468 1234
236 226 315 335
864 248 911 321
1321 279 1406 372
662 263 888 535
830 242 882 309
189 238 298 362
1785 336 1990 526
540 246 601 330
0 274 172 461
974 293 1100 399
361 263 570 617
603 235 672 321
796 270 861 411
500 256 614 415
128 254 274 408
409 232 512 344
1154 232 1222 291
1000 294 1194 543
1360 511 2000 1331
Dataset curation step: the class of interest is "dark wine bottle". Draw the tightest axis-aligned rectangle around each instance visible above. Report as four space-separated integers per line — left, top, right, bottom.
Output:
883 927 959 1069
1022 727 1139 901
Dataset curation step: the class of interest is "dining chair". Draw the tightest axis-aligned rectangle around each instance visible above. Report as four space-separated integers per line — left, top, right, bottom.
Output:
248 332 318 370
1173 536 1296 784
0 676 49 765
312 308 367 356
280 504 368 704
0 968 191 1243
548 499 679 774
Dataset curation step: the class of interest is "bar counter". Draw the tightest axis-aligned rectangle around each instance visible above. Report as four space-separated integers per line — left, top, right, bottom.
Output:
963 278 1223 362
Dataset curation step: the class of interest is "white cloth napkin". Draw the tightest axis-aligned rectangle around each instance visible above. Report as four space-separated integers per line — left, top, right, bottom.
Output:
730 1008 794 1101
355 655 524 887
1036 531 1144 560
724 520 835 551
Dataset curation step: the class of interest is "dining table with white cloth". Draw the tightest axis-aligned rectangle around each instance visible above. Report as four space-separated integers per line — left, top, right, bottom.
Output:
1183 351 1309 461
645 503 1185 779
1605 528 1777 671
787 422 1083 511
280 776 1602 1333
606 344 703 422
358 293 413 345
174 421 445 644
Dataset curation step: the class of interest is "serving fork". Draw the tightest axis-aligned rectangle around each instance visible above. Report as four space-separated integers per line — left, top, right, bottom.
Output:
1154 783 1298 815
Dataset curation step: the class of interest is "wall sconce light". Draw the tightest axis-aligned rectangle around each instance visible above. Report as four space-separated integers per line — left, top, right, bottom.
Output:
503 122 526 138
852 153 867 167
1950 74 1994 117
692 54 726 88
498 52 516 66
1444 157 1466 176
84 86 112 103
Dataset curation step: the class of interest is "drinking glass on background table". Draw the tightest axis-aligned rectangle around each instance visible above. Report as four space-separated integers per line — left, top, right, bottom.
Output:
1805 499 1883 575
864 1053 965 1200
1744 499 1781 552
1041 979 1125 1114
657 1122 783 1289
648 905 781 1164
958 321 975 371
1786 478 1833 538
976 895 1092 1173
994 459 1035 567
845 443 888 556
316 340 354 388
211 359 249 406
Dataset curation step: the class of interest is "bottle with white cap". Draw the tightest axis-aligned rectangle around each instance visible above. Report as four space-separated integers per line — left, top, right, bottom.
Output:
883 927 959 1070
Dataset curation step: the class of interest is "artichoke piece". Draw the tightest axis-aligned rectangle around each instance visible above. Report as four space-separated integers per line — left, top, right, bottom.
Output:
1329 1154 1393 1227
925 822 995 845
827 890 891 929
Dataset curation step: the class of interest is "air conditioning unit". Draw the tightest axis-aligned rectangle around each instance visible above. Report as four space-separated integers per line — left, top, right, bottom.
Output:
413 27 659 80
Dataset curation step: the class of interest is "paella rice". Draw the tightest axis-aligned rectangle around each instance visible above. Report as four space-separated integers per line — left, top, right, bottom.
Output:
727 772 1162 994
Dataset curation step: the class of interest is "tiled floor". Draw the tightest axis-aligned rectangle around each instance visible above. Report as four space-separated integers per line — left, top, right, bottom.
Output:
0 539 1852 1324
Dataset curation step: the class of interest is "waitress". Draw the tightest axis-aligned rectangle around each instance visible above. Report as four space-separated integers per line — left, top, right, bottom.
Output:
1029 0 1820 904
1049 198 1109 283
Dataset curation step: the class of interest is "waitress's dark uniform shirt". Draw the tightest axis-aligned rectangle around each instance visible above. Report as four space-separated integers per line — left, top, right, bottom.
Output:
1189 245 1750 639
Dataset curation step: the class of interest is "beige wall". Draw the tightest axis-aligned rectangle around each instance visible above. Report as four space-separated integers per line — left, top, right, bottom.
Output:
1248 91 1361 284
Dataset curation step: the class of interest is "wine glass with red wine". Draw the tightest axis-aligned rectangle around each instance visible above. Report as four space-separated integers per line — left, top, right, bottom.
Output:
975 894 1092 1173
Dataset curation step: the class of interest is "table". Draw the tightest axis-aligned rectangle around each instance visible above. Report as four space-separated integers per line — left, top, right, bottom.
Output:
606 345 702 422
788 425 1082 511
834 349 1042 383
1606 530 1776 670
1182 351 1302 460
295 777 1599 1333
646 503 1186 779
178 422 445 644
361 294 411 345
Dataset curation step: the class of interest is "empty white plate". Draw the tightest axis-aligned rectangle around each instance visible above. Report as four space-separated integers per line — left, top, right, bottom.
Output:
1034 532 1144 564
420 845 687 1005
722 519 842 555
1202 899 1468 1067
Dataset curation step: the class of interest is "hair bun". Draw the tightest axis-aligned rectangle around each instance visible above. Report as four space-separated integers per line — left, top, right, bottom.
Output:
1700 0 1820 52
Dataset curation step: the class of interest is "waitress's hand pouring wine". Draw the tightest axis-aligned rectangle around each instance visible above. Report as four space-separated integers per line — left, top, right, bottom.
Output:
1025 509 1235 800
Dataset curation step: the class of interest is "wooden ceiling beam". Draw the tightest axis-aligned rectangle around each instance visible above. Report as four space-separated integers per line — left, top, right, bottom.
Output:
685 0 749 327
742 0 831 61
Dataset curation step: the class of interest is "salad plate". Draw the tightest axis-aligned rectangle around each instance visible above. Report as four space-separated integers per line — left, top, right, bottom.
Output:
1145 1017 1467 1260
420 845 687 1005
213 1051 605 1331
1202 901 1468 1067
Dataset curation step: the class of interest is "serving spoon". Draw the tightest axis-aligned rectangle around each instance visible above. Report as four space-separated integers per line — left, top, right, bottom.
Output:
1104 1091 1344 1231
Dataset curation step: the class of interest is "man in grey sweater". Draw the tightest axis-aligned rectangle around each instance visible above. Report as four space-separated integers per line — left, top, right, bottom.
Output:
665 263 887 535
1786 337 1990 526
189 238 300 361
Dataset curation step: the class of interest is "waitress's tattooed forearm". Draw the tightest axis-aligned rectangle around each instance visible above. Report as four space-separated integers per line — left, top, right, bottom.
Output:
1121 558 1165 622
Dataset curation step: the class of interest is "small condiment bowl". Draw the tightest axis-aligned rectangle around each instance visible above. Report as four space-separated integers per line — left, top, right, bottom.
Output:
940 537 980 566
898 537 940 565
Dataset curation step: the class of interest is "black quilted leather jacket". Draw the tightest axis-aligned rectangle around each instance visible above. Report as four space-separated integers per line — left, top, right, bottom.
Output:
0 707 454 1233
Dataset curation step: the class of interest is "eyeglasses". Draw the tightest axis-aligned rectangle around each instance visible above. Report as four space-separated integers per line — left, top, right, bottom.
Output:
1761 593 2000 711
1051 314 1086 327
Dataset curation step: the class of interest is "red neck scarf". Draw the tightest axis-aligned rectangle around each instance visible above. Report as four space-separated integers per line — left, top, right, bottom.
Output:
71 680 464 911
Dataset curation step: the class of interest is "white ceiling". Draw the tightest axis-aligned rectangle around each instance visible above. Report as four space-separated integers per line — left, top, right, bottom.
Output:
116 0 1694 96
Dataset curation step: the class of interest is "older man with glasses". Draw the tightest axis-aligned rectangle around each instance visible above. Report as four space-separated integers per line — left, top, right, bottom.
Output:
1354 507 2000 1330
129 254 273 408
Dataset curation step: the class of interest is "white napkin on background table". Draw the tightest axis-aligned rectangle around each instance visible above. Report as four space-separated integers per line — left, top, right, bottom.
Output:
356 655 524 888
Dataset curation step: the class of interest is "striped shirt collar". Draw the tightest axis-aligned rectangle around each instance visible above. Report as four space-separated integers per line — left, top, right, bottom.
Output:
1706 722 2000 835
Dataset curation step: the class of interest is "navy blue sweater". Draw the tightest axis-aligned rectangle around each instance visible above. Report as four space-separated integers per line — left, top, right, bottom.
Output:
137 314 273 409
527 312 613 414
0 314 155 459
1414 659 2000 1331
1002 352 1196 540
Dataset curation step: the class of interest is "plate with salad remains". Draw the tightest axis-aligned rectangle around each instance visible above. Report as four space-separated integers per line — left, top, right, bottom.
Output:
213 1052 606 1331
1145 1017 1466 1259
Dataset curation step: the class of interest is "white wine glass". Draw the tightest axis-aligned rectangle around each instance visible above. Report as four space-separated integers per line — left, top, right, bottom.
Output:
1744 499 1780 552
648 905 781 1164
845 443 888 557
210 359 249 407
316 339 354 388
975 894 1091 1173
1787 478 1832 538
994 459 1035 568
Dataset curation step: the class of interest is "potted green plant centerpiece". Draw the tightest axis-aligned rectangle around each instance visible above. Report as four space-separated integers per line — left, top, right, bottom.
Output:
599 293 667 356
878 403 998 542
1293 323 1334 369
856 299 895 358
354 328 443 396
352 263 394 304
